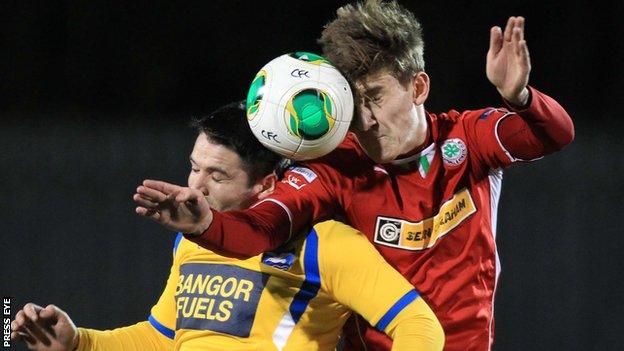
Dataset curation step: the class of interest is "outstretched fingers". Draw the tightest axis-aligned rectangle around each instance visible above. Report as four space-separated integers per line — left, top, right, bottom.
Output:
516 16 525 41
135 206 162 221
503 16 515 42
142 179 183 195
510 17 530 70
489 26 503 56
518 39 531 71
135 185 170 204
133 193 159 208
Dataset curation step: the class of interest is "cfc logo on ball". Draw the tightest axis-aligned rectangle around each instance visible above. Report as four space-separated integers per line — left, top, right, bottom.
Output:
245 52 354 160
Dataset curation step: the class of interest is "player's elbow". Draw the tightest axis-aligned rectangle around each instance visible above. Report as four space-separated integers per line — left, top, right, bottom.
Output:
431 316 445 351
419 310 445 351
552 112 575 150
389 298 445 351
561 120 575 148
417 300 445 351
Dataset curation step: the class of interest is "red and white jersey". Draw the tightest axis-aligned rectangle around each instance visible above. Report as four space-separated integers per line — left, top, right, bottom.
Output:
275 114 512 350
191 87 574 351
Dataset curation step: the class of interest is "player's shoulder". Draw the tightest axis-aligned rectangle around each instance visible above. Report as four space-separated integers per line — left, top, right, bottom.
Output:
172 233 203 259
432 107 510 123
312 221 383 272
305 133 373 174
313 219 356 235
312 220 368 246
430 107 512 139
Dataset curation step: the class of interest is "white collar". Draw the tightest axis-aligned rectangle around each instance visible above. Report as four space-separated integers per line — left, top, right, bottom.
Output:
389 142 436 166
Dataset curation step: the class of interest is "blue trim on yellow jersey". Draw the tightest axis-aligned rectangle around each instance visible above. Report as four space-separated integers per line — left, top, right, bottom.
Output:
173 233 184 256
148 314 175 339
375 290 420 331
289 228 321 323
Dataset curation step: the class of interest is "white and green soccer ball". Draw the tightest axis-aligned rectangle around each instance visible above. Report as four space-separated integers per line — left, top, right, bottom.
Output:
246 52 353 160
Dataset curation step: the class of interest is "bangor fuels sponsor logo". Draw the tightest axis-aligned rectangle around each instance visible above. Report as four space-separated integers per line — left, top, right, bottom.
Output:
374 188 477 251
175 263 268 337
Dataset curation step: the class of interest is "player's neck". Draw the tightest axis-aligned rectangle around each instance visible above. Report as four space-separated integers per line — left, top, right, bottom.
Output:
397 105 431 159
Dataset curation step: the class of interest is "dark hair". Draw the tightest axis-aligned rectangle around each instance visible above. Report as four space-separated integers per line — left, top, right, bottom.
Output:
318 0 424 84
191 101 286 185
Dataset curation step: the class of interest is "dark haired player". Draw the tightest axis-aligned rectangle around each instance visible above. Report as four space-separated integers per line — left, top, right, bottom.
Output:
12 103 443 351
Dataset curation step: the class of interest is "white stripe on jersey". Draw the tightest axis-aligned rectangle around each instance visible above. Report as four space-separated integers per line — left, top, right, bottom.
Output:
251 198 294 242
487 168 503 351
272 311 296 351
493 112 544 163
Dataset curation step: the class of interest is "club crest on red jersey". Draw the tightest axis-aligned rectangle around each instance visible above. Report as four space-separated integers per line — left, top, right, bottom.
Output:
441 138 467 166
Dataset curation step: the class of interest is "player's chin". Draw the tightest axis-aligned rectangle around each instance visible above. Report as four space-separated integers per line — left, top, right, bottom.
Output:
361 141 396 164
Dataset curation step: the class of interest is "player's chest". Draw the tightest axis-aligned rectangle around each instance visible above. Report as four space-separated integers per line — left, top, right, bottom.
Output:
346 153 481 252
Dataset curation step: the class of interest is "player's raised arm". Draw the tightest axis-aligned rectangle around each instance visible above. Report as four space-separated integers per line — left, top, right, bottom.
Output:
486 16 531 106
482 16 574 161
134 179 293 256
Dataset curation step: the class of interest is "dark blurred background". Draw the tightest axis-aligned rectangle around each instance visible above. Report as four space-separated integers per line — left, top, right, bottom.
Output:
2 0 622 350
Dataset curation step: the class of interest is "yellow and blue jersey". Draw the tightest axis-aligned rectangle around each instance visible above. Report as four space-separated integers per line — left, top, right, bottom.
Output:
77 220 443 350
149 220 425 350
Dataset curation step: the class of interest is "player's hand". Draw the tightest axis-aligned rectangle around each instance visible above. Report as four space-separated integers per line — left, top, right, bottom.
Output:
134 179 213 235
486 16 531 106
10 303 78 351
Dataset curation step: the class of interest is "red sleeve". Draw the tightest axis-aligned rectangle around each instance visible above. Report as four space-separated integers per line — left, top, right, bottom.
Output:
497 86 575 160
184 163 340 257
462 86 574 170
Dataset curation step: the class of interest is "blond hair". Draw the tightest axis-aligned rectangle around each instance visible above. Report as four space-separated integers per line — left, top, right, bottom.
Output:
318 0 424 84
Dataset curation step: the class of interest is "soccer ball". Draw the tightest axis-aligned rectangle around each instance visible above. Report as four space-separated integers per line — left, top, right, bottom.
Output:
245 52 353 160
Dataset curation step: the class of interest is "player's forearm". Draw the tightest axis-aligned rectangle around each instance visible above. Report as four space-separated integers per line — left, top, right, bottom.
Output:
386 298 444 351
185 202 292 257
76 321 173 351
499 86 575 159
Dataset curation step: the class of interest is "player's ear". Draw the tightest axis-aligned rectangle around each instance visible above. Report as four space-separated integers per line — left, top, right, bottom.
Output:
411 71 430 105
253 173 277 200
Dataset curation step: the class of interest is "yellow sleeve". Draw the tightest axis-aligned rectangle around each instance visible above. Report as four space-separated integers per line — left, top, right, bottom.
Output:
315 221 444 351
385 297 444 351
76 321 173 351
148 233 184 338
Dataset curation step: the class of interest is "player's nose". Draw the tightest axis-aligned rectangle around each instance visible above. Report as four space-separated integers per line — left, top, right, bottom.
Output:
358 104 377 131
189 175 209 195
